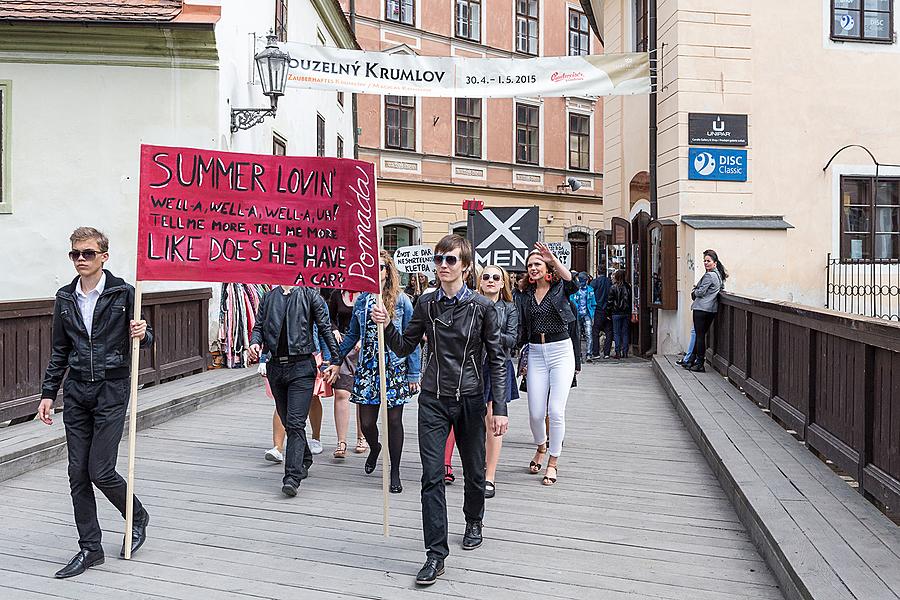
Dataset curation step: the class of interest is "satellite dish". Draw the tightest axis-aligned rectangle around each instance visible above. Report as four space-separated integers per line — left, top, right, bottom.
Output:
567 177 582 192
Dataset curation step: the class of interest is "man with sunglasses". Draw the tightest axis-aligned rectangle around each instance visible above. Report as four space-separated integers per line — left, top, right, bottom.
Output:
371 234 508 586
38 227 154 579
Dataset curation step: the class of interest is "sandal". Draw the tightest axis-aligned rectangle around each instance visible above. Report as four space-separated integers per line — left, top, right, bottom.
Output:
333 441 348 459
542 465 558 486
444 465 455 484
529 444 547 474
354 437 368 454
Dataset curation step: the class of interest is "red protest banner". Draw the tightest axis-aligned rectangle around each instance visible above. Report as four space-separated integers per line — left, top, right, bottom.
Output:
136 144 380 293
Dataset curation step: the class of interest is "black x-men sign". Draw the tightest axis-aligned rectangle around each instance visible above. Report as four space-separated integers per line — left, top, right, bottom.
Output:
471 207 539 272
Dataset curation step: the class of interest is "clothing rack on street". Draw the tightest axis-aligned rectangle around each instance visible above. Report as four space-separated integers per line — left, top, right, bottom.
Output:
218 283 271 368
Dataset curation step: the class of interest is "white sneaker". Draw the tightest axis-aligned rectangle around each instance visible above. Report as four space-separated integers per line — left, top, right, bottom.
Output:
265 447 283 463
309 439 323 455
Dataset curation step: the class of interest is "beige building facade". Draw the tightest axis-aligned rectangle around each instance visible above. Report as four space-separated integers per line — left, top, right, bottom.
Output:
600 0 900 353
340 0 606 273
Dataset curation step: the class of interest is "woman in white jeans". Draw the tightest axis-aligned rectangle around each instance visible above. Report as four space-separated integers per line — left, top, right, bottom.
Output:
516 243 577 486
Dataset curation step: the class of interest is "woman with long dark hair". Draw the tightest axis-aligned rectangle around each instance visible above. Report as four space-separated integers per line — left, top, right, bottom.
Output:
337 250 420 492
517 243 577 486
685 249 728 373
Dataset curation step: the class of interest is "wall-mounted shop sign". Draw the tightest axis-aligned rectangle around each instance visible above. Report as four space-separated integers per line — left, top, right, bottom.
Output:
688 148 748 182
688 113 748 146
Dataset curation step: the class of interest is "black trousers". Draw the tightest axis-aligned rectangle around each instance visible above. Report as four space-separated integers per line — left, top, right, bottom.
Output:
692 310 717 364
63 378 145 552
268 358 316 486
592 310 613 357
418 390 486 560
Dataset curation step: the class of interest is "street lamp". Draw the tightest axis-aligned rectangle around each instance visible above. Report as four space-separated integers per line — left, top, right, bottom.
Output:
230 33 299 133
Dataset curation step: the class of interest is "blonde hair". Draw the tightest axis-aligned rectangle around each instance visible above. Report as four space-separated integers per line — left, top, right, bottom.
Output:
479 265 513 302
380 249 400 316
70 227 109 252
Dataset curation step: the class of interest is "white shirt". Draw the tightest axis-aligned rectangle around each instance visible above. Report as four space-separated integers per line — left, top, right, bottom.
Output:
75 272 106 336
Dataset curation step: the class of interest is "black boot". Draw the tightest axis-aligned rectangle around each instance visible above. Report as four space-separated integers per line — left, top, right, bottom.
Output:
415 557 445 585
462 520 483 550
55 549 105 578
690 360 706 373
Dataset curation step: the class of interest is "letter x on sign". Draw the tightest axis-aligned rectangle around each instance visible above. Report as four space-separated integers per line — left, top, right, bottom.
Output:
476 209 530 249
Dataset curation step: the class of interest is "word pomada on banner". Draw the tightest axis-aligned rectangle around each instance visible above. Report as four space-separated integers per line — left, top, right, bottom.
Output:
269 41 651 99
394 245 435 275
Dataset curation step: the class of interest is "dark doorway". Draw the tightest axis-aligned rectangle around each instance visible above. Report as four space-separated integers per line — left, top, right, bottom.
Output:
569 232 588 273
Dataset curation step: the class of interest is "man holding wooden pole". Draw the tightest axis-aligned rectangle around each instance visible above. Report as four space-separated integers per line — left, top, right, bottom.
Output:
37 227 153 579
372 234 509 586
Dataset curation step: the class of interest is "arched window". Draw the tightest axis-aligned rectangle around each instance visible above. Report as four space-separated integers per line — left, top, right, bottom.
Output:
382 224 415 255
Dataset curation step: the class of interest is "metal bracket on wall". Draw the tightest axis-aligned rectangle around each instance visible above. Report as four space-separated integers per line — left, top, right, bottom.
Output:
230 107 277 133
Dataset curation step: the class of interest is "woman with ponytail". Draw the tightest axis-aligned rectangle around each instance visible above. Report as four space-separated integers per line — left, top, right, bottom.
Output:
685 249 728 373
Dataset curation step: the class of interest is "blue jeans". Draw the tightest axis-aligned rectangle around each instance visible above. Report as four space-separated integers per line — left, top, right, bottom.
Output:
612 315 630 357
682 328 696 363
579 316 593 357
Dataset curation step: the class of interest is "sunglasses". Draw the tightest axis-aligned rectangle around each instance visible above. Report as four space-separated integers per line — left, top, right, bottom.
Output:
433 254 459 267
69 249 102 261
481 273 502 282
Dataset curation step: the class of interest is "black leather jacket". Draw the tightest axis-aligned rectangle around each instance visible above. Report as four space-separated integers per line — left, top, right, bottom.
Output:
250 286 339 359
42 271 154 398
492 299 519 363
516 278 579 346
383 290 508 417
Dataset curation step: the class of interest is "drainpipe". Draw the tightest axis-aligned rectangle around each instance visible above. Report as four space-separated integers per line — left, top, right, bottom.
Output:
649 0 658 221
350 0 359 159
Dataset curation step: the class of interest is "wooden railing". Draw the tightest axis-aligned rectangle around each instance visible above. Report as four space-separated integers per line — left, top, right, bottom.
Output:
710 292 900 512
0 288 212 424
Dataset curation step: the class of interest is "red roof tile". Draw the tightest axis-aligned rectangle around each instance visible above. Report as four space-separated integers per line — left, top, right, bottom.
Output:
0 1 184 23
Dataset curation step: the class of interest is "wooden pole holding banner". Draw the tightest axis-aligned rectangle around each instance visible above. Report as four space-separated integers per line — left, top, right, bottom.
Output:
123 280 143 559
376 291 391 537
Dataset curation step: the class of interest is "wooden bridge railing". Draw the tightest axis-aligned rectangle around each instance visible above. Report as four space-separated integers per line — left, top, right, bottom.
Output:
710 292 900 511
0 288 212 424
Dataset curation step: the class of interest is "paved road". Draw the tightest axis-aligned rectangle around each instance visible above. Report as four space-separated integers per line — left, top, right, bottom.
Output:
0 359 784 599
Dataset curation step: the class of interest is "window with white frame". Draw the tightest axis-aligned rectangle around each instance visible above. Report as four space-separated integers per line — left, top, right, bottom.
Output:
515 103 539 165
831 0 894 43
568 113 590 171
316 114 326 157
386 0 414 26
516 0 539 55
841 176 900 260
569 8 590 56
455 98 482 158
385 95 416 150
634 0 648 51
275 0 288 42
456 0 481 42
337 134 344 158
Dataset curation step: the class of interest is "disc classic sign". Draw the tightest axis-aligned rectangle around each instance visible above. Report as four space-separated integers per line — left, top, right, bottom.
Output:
471 207 539 271
136 145 381 293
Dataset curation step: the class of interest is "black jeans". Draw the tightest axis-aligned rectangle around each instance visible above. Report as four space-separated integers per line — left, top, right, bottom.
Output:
268 358 316 486
692 310 717 365
418 390 486 560
592 310 613 357
63 378 146 552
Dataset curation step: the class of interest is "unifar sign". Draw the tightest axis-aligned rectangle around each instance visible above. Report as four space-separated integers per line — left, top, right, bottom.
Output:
688 113 748 147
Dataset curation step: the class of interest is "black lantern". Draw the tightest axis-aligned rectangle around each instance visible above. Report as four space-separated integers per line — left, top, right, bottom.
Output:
231 33 299 133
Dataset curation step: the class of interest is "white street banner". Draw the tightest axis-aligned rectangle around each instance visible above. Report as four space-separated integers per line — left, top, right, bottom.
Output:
278 41 651 98
394 245 435 274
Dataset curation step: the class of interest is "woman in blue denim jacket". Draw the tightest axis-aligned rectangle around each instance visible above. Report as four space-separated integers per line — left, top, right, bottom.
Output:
338 250 420 493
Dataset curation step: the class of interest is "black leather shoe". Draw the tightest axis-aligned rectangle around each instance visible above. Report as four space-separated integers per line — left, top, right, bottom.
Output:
415 557 445 585
462 520 483 550
690 362 706 373
55 549 104 578
389 483 403 494
120 511 150 558
282 482 298 497
484 481 496 499
364 442 382 474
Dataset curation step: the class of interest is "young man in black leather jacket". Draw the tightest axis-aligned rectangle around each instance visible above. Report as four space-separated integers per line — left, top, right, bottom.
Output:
38 227 154 579
372 234 508 586
249 286 339 497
